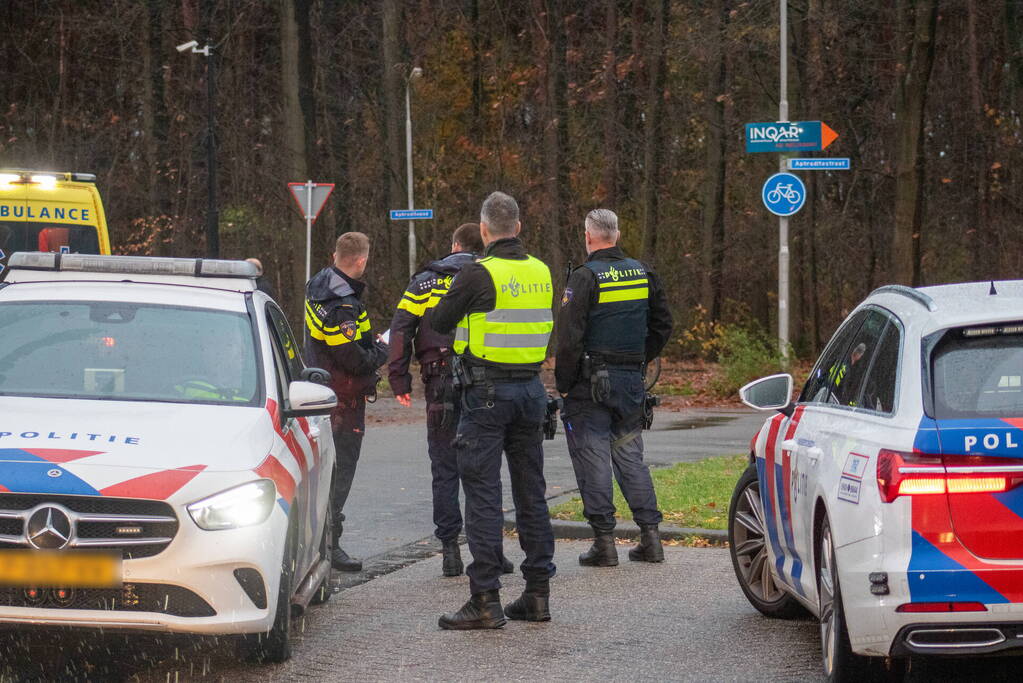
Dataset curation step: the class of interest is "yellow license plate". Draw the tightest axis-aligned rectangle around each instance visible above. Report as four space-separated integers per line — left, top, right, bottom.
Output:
0 551 122 588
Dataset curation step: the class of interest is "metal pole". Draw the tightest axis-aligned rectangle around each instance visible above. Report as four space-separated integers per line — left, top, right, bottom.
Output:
405 81 416 277
205 45 219 259
305 180 314 284
778 0 789 363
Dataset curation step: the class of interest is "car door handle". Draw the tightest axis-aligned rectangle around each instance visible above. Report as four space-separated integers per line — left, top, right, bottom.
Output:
783 439 822 459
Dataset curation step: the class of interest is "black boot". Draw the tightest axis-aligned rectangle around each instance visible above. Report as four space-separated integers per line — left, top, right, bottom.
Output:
504 579 550 622
438 589 506 630
442 539 464 577
332 546 363 572
578 533 619 567
500 554 515 574
628 524 665 563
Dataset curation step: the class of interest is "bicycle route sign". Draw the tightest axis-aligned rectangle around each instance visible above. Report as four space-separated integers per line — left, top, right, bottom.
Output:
762 172 806 217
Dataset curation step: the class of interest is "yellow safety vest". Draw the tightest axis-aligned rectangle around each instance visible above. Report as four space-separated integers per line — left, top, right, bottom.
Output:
454 255 553 365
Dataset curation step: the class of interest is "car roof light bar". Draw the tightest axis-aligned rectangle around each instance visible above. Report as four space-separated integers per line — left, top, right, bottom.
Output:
870 285 937 312
7 252 259 279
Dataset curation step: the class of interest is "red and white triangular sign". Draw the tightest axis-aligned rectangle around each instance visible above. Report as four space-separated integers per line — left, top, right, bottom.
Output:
288 181 335 222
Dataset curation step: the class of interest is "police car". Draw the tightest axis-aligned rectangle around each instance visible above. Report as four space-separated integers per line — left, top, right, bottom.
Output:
0 253 336 662
730 282 1023 680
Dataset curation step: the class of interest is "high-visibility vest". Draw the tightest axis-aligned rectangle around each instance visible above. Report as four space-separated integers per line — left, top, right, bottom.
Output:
582 257 650 356
454 255 553 365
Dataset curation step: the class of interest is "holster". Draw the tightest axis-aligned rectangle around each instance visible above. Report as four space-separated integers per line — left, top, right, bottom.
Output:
582 353 612 405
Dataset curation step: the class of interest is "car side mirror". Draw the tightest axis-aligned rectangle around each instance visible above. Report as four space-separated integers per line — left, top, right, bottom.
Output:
283 380 337 418
301 367 331 385
739 373 794 415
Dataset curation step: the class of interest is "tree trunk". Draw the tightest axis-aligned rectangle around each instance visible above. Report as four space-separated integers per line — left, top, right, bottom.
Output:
968 1 991 279
544 0 571 275
280 0 310 311
324 0 352 252
381 0 404 279
700 0 727 321
143 0 171 252
600 0 618 205
892 0 938 286
640 0 668 265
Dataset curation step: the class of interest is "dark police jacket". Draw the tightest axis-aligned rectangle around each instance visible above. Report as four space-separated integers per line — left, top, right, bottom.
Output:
387 251 475 396
555 246 673 394
304 265 388 401
432 237 547 374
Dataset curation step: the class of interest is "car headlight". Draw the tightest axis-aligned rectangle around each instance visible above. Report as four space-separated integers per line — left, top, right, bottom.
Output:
187 480 277 530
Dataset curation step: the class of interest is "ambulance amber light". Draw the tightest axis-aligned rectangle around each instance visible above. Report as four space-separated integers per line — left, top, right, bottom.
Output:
29 175 57 190
6 252 259 279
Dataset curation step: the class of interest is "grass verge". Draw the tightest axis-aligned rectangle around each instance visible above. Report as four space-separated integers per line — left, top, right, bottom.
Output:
549 454 747 530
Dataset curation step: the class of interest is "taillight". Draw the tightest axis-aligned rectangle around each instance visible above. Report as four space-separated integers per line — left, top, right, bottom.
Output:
876 449 1023 503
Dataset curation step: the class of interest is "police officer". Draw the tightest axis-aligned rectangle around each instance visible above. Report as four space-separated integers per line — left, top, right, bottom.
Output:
555 209 673 567
305 232 388 572
432 191 556 629
387 223 515 578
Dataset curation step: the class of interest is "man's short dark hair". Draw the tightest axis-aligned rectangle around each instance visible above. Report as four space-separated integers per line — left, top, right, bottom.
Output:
452 223 483 254
480 191 519 237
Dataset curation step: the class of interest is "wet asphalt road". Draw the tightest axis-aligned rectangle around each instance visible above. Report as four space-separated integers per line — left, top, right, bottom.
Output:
0 406 1021 680
342 401 766 561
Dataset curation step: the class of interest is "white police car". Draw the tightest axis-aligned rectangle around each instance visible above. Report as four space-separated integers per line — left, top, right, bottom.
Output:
0 252 336 662
730 282 1023 680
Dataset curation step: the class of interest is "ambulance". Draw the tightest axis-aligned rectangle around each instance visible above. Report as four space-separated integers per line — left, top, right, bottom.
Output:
0 171 111 273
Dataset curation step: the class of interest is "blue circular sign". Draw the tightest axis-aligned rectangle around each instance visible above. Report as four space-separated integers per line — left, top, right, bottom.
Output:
762 172 806 217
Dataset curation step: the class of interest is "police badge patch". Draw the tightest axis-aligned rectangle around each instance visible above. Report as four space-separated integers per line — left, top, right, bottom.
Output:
561 288 573 306
339 320 358 340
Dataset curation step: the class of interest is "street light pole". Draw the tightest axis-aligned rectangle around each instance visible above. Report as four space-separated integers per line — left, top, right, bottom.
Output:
405 67 422 278
777 0 789 363
205 44 219 259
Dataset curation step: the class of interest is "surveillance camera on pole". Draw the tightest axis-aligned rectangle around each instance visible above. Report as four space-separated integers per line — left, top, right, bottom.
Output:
176 40 199 53
176 39 211 57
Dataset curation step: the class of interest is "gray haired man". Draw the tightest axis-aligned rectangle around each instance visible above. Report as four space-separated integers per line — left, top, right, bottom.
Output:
555 209 674 566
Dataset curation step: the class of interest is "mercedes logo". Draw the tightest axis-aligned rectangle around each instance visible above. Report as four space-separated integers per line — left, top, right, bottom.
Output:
46 469 62 478
25 506 72 550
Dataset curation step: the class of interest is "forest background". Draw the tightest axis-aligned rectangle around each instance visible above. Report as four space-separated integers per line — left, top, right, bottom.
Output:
0 0 1015 362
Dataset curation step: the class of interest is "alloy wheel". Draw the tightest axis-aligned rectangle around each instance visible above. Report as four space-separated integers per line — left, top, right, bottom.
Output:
818 522 837 676
732 478 783 603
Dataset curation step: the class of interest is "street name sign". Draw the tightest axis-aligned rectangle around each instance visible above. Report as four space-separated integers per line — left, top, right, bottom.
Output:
762 172 806 217
390 209 434 220
788 158 850 171
745 121 839 153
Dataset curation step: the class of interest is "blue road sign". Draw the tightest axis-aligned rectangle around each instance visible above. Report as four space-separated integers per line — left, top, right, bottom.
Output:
788 158 850 171
389 209 434 220
745 121 838 153
762 173 806 217
0 248 4 274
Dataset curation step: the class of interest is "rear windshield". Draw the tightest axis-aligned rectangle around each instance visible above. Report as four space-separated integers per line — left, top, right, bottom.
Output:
932 330 1023 419
0 221 101 272
0 301 261 406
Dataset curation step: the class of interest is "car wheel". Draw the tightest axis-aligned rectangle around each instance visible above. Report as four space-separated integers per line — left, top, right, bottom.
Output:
310 496 334 606
817 515 902 682
240 520 296 663
728 463 804 618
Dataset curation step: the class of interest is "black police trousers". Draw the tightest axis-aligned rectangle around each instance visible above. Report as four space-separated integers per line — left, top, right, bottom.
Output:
455 375 556 594
330 396 366 542
562 367 663 534
424 372 462 542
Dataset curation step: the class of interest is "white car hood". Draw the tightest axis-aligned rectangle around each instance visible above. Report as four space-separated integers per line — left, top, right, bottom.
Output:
0 397 275 499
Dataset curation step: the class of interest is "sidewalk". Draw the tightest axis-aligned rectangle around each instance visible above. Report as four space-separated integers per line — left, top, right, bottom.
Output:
229 539 820 682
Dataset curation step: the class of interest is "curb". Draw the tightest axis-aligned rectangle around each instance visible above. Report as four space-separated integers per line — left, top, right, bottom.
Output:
503 515 728 544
